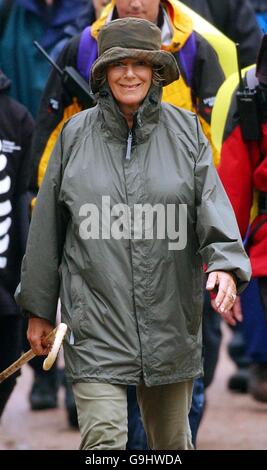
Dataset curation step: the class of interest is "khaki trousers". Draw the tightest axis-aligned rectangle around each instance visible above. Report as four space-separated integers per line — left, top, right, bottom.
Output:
72 380 194 450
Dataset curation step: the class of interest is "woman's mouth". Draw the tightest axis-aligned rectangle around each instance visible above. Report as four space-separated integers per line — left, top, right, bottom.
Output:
119 84 141 89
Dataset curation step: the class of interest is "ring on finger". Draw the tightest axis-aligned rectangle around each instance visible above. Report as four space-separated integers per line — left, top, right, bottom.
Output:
229 292 236 302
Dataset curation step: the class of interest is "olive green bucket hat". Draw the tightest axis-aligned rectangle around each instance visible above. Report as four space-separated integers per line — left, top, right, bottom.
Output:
90 17 180 93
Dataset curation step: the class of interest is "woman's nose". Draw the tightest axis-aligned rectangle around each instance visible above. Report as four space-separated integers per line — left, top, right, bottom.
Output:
129 0 142 8
124 65 135 77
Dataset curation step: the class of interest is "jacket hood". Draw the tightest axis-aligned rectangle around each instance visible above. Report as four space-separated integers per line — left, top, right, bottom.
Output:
97 84 162 142
91 0 193 53
0 69 11 92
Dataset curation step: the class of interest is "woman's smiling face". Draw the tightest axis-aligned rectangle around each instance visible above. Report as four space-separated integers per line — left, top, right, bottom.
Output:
107 58 152 113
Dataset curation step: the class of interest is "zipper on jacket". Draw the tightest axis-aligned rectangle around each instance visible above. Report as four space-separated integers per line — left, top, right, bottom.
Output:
125 129 133 160
122 126 145 379
69 330 75 345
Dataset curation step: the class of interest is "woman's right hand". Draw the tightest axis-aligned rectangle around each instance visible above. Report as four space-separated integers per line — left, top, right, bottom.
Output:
27 317 54 355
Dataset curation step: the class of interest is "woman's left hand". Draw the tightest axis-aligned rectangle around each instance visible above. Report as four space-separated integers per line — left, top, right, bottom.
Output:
206 271 241 326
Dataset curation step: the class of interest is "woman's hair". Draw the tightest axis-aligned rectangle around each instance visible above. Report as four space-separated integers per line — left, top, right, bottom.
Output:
152 66 165 86
94 64 165 91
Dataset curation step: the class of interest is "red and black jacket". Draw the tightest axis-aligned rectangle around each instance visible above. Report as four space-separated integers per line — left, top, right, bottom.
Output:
218 67 267 277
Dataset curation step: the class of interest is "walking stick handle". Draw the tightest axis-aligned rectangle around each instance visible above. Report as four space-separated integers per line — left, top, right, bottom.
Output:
0 323 68 384
43 323 67 371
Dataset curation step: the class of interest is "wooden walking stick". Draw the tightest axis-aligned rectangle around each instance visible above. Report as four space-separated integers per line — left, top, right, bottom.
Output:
0 323 68 384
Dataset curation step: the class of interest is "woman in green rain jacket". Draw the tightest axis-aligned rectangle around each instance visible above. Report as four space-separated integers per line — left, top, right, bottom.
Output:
18 18 251 450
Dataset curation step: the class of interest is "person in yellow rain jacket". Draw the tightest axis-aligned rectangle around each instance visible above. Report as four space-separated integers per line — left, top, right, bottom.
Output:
31 0 229 193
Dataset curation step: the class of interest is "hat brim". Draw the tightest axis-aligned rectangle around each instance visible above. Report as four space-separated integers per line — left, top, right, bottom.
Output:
90 47 180 92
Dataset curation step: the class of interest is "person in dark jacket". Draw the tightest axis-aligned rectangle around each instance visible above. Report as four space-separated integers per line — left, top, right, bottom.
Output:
0 69 34 418
181 0 262 67
18 18 251 450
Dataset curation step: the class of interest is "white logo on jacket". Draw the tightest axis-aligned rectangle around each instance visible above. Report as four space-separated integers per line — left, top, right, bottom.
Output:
0 139 21 153
0 140 14 269
79 196 188 251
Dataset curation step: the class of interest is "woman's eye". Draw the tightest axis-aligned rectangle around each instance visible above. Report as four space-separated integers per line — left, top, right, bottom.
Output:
112 62 124 68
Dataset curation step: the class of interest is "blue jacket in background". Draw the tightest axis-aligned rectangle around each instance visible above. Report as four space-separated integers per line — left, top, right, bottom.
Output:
0 0 91 117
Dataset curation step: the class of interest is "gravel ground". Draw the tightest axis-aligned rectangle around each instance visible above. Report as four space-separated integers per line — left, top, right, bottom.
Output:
0 325 267 450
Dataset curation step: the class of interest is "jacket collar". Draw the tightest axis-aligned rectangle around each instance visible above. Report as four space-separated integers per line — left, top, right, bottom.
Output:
97 84 162 143
91 0 192 53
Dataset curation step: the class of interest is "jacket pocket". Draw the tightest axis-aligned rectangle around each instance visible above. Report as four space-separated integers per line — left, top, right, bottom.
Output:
70 273 85 341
